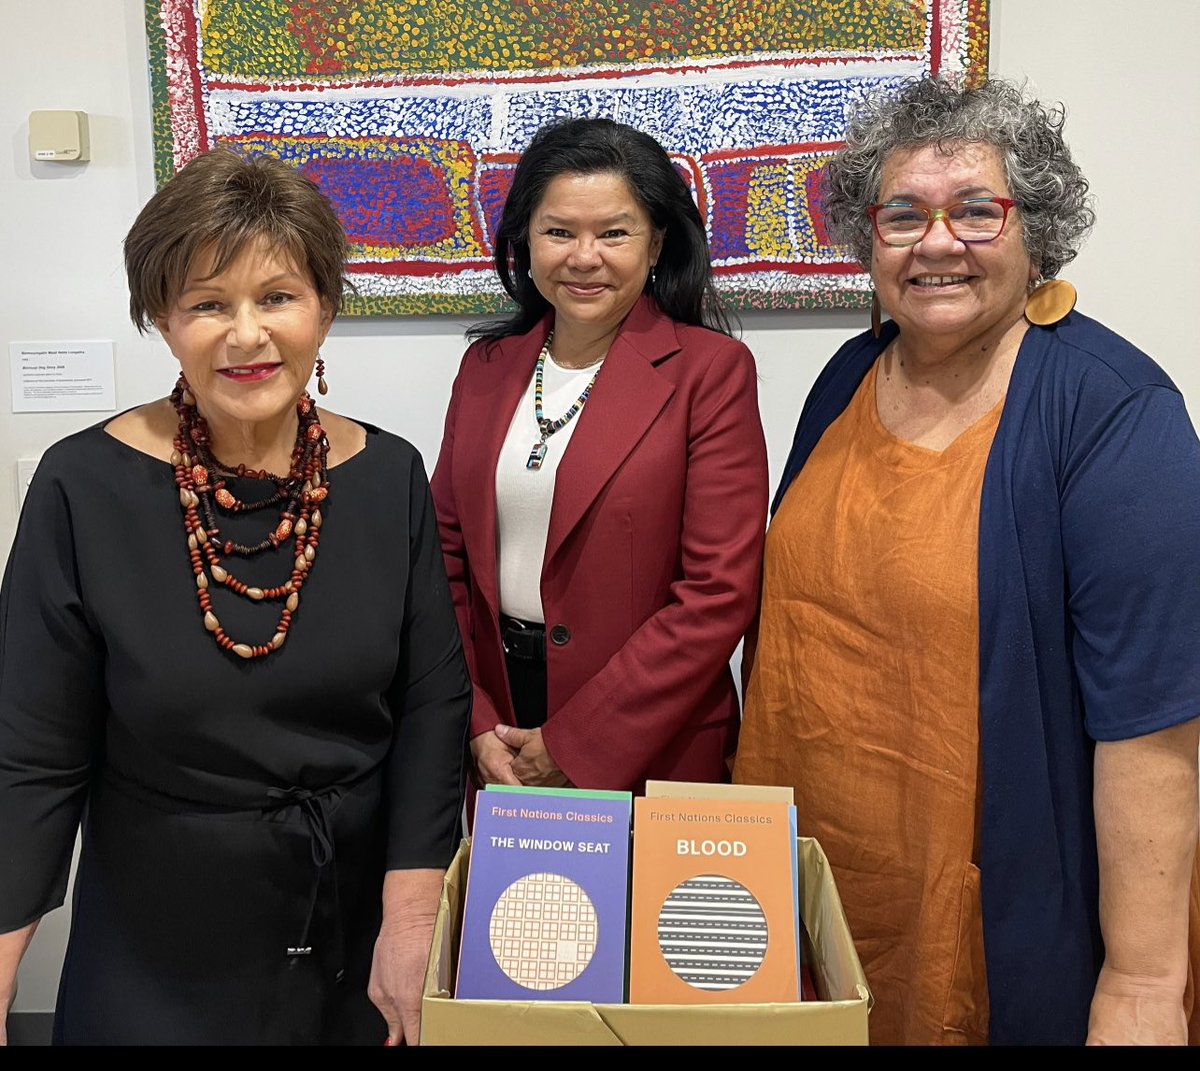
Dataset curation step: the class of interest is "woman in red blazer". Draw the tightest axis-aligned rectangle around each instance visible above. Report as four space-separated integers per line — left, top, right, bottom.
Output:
431 118 768 794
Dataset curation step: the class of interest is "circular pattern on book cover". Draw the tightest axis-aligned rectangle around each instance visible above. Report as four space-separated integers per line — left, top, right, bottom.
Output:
658 874 768 990
488 872 598 991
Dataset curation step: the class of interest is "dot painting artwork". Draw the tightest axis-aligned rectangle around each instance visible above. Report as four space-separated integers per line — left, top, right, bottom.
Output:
488 872 599 991
658 874 768 991
146 1 989 315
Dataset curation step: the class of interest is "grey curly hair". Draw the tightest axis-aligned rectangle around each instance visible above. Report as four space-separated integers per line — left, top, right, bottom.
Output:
823 77 1094 279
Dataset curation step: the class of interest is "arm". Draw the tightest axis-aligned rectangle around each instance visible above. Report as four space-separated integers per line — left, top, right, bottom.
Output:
1057 382 1200 1042
1088 718 1199 1044
540 340 769 789
0 447 106 1033
373 454 471 1043
0 922 38 1047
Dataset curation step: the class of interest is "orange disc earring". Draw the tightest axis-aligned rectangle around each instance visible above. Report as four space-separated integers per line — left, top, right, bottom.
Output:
315 353 328 396
1025 278 1077 326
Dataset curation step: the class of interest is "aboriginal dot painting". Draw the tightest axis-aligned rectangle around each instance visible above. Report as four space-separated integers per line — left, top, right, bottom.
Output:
659 874 768 991
146 1 989 315
488 872 598 991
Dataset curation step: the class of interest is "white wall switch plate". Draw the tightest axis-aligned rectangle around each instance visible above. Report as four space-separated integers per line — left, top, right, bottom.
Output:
16 456 40 512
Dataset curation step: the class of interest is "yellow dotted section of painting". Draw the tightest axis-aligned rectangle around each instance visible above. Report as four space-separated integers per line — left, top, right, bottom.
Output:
792 154 843 261
200 0 928 80
744 163 793 262
965 0 990 86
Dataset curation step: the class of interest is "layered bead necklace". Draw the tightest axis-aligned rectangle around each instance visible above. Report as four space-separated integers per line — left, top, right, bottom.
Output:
526 332 602 470
170 375 330 659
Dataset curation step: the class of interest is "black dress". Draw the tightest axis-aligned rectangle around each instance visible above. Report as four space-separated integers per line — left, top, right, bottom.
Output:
0 421 471 1045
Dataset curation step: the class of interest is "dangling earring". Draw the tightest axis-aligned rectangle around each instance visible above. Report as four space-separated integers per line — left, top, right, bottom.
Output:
315 353 329 396
1025 278 1077 326
870 291 882 339
647 265 656 291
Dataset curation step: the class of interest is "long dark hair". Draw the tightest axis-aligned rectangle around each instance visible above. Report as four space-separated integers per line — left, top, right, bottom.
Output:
469 117 733 342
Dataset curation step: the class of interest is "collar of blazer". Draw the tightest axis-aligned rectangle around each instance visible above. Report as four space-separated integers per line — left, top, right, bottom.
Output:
480 293 684 369
461 295 682 605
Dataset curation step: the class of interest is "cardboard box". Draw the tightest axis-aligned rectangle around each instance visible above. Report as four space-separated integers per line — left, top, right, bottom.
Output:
421 834 871 1045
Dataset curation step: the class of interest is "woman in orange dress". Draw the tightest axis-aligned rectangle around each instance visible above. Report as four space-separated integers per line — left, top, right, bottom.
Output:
734 78 1200 1045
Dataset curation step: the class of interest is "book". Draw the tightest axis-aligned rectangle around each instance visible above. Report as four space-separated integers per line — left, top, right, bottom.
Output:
645 780 804 981
628 795 800 1004
645 780 794 804
455 786 632 1002
486 784 631 801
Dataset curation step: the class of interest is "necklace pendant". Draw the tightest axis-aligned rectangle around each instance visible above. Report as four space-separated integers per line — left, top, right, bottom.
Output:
526 441 548 470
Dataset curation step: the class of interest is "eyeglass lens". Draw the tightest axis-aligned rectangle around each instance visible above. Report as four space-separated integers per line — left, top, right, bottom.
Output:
874 199 1008 245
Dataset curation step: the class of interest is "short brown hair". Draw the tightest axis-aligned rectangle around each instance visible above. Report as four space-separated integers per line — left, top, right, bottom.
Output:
124 147 349 331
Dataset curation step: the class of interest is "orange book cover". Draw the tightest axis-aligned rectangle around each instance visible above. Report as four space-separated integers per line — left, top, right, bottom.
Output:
629 796 800 1004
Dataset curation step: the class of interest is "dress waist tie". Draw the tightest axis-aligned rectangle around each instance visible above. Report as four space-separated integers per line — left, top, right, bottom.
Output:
265 785 345 980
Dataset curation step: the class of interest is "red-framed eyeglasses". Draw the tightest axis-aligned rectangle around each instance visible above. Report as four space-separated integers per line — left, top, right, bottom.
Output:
867 197 1020 247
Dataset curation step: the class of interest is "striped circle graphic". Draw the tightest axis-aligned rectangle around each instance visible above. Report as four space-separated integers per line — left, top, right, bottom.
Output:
488 873 598 991
658 874 768 991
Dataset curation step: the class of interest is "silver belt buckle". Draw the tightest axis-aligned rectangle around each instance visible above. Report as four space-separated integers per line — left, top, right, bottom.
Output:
502 617 528 654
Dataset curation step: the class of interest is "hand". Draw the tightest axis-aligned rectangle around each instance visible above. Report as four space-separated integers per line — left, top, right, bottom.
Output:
368 869 445 1046
1086 965 1188 1045
470 730 520 787
494 724 572 787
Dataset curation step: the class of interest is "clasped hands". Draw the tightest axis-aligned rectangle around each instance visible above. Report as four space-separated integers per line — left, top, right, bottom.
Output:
470 724 571 788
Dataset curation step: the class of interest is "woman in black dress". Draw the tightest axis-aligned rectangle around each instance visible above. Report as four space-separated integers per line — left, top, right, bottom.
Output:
0 148 470 1045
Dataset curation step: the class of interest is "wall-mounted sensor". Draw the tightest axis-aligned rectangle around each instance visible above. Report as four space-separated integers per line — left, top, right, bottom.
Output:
29 110 90 162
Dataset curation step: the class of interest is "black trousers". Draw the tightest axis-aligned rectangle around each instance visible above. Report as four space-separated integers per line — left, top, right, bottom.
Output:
500 615 548 730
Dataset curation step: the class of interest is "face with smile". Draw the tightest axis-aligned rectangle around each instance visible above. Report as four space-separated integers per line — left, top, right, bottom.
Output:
871 142 1037 353
155 238 332 448
528 171 663 353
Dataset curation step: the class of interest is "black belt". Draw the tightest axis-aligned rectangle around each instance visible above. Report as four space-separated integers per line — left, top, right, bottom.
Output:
500 614 546 661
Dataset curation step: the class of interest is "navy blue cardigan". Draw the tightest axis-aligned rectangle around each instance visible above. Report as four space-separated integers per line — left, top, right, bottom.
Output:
774 313 1200 1044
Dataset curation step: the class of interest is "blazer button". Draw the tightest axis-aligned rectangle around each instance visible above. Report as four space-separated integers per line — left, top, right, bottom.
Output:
549 624 571 646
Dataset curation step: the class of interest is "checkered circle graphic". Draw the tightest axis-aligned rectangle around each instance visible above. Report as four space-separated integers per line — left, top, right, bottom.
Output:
488 872 598 991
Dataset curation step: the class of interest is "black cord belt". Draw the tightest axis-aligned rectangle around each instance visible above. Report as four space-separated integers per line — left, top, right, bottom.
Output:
265 784 343 975
266 785 335 867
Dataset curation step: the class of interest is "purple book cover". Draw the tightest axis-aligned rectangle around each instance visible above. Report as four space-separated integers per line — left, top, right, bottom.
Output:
456 790 631 1002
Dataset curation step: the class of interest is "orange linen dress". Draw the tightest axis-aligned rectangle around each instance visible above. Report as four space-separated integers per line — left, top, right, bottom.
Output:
734 360 1000 1045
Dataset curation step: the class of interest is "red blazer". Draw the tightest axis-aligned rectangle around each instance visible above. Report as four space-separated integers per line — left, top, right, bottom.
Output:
430 296 768 791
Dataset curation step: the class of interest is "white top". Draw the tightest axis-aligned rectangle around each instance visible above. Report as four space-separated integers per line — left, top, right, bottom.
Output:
495 352 604 623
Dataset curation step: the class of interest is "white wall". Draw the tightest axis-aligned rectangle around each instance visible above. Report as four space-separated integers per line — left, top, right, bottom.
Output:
3 0 1198 1014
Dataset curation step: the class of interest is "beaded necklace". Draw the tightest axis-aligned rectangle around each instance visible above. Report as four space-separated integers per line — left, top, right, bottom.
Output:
526 333 602 470
170 375 330 659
